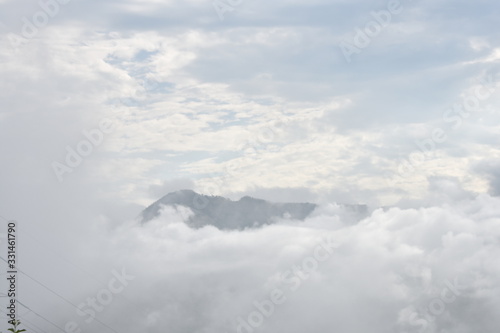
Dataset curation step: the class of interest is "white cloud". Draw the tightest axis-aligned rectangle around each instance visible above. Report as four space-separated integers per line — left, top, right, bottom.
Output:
1 2 500 330
34 193 500 333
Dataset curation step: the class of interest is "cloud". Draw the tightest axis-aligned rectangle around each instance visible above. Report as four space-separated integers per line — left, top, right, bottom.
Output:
148 178 196 199
474 159 500 196
32 193 500 333
2 0 500 205
1 1 500 331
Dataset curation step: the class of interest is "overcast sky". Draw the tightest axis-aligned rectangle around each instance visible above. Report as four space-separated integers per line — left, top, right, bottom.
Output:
0 0 500 332
1 0 499 210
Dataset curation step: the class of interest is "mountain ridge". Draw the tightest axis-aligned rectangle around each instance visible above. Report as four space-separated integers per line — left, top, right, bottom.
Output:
140 189 318 230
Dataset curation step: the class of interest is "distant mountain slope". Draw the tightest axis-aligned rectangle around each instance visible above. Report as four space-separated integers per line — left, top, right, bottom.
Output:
140 190 318 230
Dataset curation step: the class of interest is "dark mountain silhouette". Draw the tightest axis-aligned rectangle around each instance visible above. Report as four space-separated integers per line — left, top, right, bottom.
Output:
140 190 318 230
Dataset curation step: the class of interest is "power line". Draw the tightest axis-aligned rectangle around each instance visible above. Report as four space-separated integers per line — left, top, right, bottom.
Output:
0 256 120 333
16 299 66 333
1 214 136 306
18 320 44 333
23 228 112 288
0 263 65 332
0 216 123 333
20 270 120 333
0 216 97 286
0 307 47 333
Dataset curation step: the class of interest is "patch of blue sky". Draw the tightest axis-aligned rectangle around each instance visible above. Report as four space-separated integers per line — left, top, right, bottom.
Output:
133 49 158 62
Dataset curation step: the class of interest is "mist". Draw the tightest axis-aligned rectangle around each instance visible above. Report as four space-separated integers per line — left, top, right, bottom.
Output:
18 192 498 333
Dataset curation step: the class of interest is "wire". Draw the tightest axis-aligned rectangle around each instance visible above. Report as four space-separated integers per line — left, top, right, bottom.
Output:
0 256 120 333
2 214 136 305
16 299 66 333
0 214 10 222
23 228 113 288
0 307 47 333
0 217 122 333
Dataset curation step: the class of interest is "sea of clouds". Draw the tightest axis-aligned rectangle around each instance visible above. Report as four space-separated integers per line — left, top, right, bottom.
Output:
40 192 500 333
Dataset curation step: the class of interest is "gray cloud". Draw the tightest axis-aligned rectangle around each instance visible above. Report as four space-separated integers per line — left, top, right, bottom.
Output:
474 159 500 196
31 193 500 333
0 0 500 331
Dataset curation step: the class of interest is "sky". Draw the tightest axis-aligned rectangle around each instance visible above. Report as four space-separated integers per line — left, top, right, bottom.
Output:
1 0 499 209
0 0 500 332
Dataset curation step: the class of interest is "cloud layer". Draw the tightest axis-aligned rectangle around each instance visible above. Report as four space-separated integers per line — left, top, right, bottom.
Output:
1 0 499 206
25 193 499 333
1 0 500 332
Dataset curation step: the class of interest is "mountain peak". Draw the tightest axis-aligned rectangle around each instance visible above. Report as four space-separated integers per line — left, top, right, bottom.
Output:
140 190 317 230
239 195 265 202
